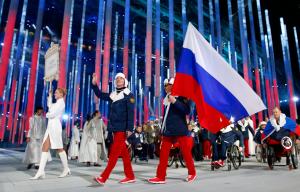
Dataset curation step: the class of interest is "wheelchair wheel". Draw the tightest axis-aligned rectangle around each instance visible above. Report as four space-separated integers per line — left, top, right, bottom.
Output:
267 146 275 170
211 164 215 171
231 145 241 170
255 145 262 162
262 147 267 163
227 163 232 171
291 142 299 169
179 152 186 168
238 154 242 167
168 155 174 167
127 145 134 161
175 161 179 169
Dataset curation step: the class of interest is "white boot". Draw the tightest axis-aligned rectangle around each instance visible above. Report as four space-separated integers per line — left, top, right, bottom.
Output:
30 152 48 180
58 151 71 178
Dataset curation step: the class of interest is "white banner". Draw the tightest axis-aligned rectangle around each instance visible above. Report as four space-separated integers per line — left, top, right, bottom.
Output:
44 43 60 82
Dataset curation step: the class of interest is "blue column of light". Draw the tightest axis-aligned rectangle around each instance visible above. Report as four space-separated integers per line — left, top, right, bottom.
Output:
112 12 119 90
227 0 237 70
215 0 222 53
197 0 204 34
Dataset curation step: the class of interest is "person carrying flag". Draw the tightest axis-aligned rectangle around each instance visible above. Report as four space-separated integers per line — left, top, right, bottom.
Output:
148 78 196 184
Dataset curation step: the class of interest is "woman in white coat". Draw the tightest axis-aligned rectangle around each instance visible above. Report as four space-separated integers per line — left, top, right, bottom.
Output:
78 116 90 164
68 121 81 160
79 114 98 166
23 106 49 169
31 88 70 179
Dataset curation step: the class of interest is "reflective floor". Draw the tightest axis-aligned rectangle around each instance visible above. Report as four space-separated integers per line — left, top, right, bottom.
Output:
0 148 299 192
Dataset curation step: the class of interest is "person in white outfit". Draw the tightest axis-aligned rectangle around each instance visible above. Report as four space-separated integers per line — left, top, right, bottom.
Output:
237 118 255 158
78 115 90 164
23 107 48 169
246 117 256 156
68 121 81 160
79 114 98 166
93 111 108 165
31 88 70 179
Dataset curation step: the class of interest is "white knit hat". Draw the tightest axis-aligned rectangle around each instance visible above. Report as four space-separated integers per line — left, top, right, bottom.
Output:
164 78 175 85
258 121 267 127
114 72 128 87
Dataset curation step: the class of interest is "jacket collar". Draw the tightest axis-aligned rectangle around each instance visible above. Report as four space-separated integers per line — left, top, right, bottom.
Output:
238 120 248 131
163 93 178 106
270 113 286 132
110 88 131 102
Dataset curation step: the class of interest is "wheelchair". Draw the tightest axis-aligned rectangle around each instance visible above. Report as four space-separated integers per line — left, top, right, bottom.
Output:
168 142 186 168
211 140 242 171
127 143 148 163
255 144 267 163
254 131 267 163
264 134 299 170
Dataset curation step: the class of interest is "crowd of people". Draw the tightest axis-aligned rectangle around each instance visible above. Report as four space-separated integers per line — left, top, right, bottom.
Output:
23 72 300 185
26 115 258 165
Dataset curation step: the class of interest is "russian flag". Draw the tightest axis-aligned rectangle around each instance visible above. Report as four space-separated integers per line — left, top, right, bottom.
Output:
262 117 300 141
172 23 266 133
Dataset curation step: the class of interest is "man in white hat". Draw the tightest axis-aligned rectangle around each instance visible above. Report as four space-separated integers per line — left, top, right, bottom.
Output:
148 78 196 184
91 72 135 185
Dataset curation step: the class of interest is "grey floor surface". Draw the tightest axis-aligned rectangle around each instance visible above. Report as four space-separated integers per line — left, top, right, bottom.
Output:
0 148 299 192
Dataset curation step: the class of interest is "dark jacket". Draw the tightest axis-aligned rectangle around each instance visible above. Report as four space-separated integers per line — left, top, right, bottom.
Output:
127 131 145 145
221 129 244 147
92 84 134 133
236 123 255 139
201 128 211 140
188 131 200 144
162 96 190 136
254 128 264 144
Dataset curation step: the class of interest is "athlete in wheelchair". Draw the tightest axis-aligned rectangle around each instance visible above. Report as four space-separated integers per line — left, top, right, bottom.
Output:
167 121 196 168
254 121 267 163
211 123 244 171
262 107 300 170
167 141 186 168
127 125 148 163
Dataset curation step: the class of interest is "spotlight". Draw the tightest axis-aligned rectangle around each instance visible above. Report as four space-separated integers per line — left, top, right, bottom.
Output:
293 96 299 102
62 114 69 120
45 26 55 36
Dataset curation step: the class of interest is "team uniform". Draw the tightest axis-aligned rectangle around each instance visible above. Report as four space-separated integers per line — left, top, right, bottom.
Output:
262 113 300 143
128 130 147 160
211 124 244 167
93 73 135 185
148 78 196 184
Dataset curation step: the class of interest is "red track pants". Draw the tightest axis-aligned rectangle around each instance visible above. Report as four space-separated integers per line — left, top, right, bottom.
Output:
156 136 196 180
100 132 134 182
203 139 212 158
244 139 249 157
